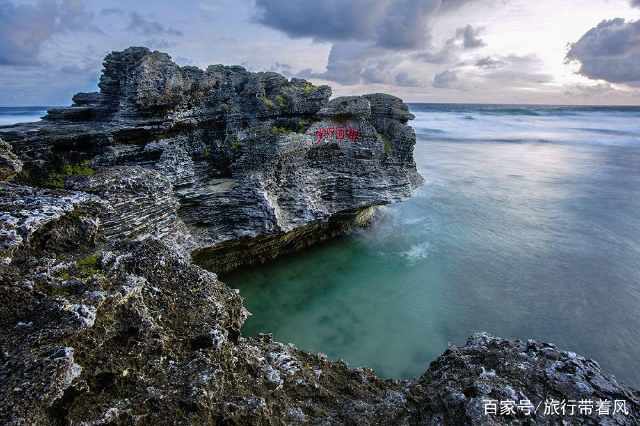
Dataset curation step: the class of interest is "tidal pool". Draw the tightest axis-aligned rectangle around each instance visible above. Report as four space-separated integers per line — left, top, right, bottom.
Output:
224 104 640 386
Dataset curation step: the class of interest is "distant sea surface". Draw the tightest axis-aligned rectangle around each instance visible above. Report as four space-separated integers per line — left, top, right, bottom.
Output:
0 106 48 126
226 104 640 387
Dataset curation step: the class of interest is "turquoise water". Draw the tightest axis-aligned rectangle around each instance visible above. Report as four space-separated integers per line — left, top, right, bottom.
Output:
230 105 639 387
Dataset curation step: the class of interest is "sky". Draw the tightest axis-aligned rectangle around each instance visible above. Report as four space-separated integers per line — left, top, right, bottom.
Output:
1 0 640 106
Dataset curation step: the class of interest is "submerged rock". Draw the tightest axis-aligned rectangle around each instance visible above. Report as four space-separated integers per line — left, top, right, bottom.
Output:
0 47 637 424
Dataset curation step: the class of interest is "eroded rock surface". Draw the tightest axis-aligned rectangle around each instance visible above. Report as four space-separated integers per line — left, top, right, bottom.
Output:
0 139 22 181
1 47 421 270
1 47 638 424
2 221 638 424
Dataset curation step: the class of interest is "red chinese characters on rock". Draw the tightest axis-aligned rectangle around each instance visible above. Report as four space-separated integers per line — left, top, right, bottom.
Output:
315 127 360 144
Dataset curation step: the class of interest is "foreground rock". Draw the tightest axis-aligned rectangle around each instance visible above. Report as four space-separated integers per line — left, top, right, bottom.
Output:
1 218 638 423
1 48 638 424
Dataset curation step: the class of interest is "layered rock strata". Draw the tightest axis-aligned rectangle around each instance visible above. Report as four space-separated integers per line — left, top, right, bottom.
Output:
1 47 421 269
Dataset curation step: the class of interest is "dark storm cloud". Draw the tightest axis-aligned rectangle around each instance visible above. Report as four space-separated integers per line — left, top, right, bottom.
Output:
0 0 95 66
254 0 471 50
632 0 640 7
297 41 422 86
566 18 640 84
298 42 373 85
127 12 183 37
374 0 440 49
254 0 381 43
255 1 488 89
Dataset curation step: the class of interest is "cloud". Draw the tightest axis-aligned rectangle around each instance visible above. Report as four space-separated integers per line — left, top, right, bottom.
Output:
299 19 486 87
413 49 452 64
127 12 183 37
268 62 294 77
433 54 553 90
632 0 640 7
298 42 378 85
432 69 460 88
475 56 506 69
566 18 640 84
374 0 441 49
254 0 471 50
455 24 485 49
563 82 617 97
394 71 421 87
413 24 485 64
297 41 424 86
0 0 95 66
254 2 494 92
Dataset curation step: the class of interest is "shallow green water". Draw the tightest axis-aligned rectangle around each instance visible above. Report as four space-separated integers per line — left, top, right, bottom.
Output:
224 105 640 386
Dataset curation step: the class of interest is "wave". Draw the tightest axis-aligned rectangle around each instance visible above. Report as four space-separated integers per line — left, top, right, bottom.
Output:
400 242 432 263
416 135 555 144
570 128 639 137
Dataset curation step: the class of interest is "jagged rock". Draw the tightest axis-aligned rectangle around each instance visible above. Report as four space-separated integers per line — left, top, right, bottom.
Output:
0 139 22 181
0 47 422 272
364 93 415 123
318 96 372 119
72 92 101 106
407 333 640 425
0 183 102 265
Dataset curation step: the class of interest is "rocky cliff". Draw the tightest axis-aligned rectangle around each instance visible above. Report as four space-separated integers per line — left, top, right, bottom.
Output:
0 47 421 272
1 47 638 425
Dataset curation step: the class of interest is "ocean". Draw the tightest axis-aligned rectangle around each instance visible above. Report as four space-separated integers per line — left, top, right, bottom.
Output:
226 104 640 387
0 107 49 126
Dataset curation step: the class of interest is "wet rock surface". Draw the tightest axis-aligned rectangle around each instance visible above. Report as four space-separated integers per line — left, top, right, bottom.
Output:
1 47 638 424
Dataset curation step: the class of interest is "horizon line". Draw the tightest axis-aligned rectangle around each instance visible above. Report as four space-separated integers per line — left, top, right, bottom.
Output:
2 101 640 109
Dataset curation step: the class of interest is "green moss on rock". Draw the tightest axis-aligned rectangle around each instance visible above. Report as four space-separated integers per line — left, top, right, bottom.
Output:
302 82 316 95
275 95 288 108
46 161 96 189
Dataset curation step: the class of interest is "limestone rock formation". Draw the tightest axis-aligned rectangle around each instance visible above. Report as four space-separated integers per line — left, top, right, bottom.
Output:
1 46 421 270
1 47 638 424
